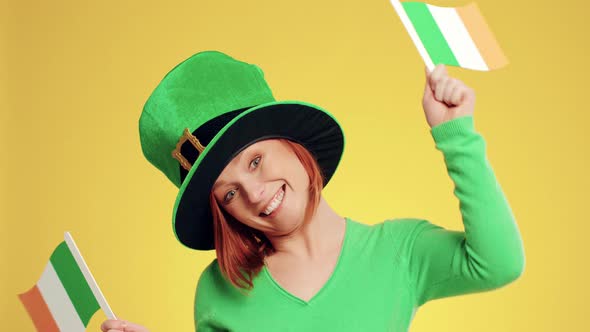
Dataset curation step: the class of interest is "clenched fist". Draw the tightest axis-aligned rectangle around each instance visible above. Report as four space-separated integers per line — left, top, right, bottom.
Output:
422 64 476 128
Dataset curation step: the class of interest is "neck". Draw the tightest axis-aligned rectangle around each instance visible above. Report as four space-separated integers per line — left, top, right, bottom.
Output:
264 196 345 261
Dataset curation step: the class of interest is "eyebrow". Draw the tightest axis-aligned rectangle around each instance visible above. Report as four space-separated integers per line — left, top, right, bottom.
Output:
211 150 249 192
212 179 227 192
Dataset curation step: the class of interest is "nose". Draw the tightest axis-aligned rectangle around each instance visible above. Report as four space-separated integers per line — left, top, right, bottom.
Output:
242 178 265 204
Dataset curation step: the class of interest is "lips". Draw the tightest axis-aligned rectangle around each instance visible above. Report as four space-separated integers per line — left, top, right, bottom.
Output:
260 184 286 217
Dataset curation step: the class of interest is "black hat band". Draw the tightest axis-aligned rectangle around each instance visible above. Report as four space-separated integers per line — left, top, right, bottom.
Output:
177 106 255 183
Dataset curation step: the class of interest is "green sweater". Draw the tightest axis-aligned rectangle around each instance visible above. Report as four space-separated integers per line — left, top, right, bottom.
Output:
194 115 525 331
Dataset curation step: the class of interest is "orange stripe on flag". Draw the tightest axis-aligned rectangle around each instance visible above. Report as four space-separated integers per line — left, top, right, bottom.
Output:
18 285 60 332
457 3 508 69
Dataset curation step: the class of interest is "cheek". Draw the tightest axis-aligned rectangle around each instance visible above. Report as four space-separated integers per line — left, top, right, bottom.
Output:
222 203 246 222
284 163 311 207
225 201 261 227
292 163 310 190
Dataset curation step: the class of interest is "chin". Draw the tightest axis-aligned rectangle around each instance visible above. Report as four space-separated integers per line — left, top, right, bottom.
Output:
277 216 307 236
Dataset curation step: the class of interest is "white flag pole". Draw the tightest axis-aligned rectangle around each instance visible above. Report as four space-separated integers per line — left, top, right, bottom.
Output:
390 0 435 72
64 232 117 320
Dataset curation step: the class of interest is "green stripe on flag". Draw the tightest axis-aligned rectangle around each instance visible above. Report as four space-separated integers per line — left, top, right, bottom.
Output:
402 2 459 66
50 241 100 325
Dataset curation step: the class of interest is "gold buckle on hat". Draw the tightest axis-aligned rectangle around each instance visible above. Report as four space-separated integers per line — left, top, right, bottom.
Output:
171 128 206 171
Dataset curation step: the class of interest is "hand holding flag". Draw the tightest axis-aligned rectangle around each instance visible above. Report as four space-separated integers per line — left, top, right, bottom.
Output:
422 64 475 128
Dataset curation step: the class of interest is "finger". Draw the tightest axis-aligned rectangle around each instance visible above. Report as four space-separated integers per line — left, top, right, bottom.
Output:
101 319 127 332
435 76 450 102
423 73 434 102
450 84 465 105
101 320 114 331
443 79 460 104
429 64 447 90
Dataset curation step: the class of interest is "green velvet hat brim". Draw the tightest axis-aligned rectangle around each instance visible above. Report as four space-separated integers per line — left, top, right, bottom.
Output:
172 101 345 250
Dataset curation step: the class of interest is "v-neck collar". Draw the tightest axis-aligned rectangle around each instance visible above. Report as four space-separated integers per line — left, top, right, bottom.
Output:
261 217 351 305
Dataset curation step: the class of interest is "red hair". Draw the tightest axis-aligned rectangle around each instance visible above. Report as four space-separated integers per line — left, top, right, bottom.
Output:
209 139 324 290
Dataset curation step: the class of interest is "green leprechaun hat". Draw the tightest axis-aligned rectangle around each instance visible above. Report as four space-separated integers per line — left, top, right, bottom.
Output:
139 51 345 250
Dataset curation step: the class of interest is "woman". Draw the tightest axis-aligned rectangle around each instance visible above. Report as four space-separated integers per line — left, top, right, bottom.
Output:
101 51 525 332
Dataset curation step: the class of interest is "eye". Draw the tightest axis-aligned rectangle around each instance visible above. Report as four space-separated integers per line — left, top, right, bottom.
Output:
224 189 237 203
250 156 261 169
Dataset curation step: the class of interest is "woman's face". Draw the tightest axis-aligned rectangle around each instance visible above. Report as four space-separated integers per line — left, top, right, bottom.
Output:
211 139 310 236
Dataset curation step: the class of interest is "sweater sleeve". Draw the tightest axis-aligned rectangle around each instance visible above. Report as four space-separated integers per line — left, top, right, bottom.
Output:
404 115 525 307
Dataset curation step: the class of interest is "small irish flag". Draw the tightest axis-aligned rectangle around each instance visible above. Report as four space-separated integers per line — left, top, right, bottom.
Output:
391 1 508 71
18 233 115 332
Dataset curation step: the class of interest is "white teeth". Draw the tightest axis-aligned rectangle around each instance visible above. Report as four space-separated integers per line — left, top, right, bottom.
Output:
263 187 284 215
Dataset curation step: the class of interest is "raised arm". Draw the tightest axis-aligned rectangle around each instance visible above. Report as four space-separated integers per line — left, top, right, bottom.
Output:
403 66 525 307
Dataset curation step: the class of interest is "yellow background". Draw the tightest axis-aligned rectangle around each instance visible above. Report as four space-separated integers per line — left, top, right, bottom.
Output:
2 0 588 330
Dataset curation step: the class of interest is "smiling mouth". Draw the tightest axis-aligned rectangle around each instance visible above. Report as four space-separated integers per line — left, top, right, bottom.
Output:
260 184 286 217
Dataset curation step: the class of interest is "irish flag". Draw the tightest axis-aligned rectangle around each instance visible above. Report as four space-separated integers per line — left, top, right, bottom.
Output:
18 233 115 332
391 1 508 71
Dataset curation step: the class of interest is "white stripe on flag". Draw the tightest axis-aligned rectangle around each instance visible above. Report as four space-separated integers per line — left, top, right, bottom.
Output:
37 263 86 332
65 232 116 319
427 4 488 71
